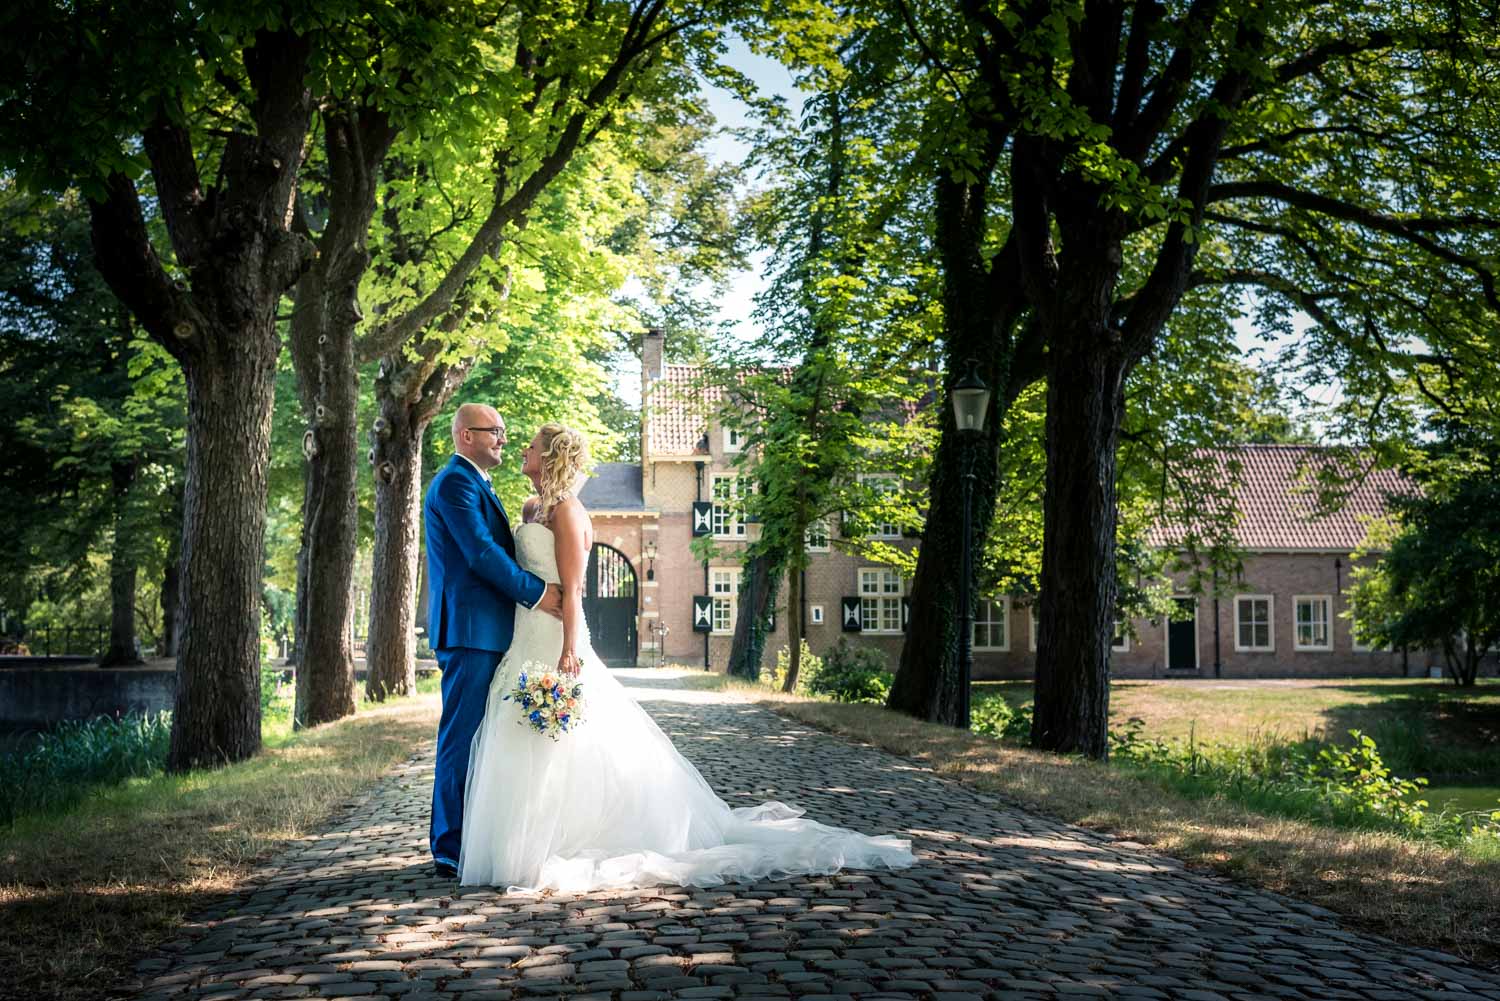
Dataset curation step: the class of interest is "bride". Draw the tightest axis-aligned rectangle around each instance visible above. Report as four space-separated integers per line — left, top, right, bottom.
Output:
459 422 917 891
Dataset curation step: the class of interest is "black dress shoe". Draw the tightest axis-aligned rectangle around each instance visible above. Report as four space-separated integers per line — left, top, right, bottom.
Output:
433 860 458 878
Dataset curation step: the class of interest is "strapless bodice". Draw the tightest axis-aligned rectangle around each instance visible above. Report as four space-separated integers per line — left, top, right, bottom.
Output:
515 521 560 585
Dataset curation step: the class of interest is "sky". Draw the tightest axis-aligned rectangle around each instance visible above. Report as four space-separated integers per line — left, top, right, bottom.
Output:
610 38 1337 420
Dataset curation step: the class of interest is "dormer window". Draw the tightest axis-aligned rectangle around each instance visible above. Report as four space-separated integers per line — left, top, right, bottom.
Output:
724 426 744 453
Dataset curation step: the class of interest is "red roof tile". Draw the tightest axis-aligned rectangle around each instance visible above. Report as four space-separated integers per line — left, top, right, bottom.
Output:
645 364 722 456
1151 444 1413 552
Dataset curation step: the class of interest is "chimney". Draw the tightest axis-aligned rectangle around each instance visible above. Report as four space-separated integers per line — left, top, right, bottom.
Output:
642 326 665 390
641 327 665 466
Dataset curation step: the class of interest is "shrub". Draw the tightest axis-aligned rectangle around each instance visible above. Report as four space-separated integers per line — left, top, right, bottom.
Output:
770 641 824 695
1109 719 1500 848
0 711 172 826
804 639 893 704
971 698 1033 743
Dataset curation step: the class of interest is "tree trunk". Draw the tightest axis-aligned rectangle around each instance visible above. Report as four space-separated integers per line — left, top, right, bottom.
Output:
365 354 467 700
781 565 804 693
160 546 180 660
289 265 360 729
727 551 781 681
158 486 182 660
1031 329 1125 759
365 394 424 702
288 544 308 667
83 27 315 771
166 340 280 770
288 107 396 723
100 460 144 667
888 410 1005 723
887 175 1028 727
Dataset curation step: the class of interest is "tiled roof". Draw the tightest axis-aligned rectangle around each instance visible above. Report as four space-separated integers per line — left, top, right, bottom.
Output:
1152 445 1413 552
577 461 644 511
645 364 721 456
643 364 929 458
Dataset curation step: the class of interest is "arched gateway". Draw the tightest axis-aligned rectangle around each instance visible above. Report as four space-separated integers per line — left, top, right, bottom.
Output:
582 542 637 667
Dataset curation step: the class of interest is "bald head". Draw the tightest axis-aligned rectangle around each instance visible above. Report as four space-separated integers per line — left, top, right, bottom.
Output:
452 403 507 470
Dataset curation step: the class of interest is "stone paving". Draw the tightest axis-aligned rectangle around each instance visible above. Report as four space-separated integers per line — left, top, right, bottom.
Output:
129 671 1500 1001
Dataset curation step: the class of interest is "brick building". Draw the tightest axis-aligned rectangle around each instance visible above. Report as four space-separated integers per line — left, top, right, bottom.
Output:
575 330 1439 679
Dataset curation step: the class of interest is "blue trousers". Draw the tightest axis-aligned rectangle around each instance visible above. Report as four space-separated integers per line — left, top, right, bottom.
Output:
430 646 502 866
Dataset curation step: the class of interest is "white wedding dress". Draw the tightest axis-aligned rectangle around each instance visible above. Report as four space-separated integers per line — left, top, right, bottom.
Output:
459 521 917 891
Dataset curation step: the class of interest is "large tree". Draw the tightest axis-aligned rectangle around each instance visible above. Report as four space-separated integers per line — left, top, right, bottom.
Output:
767 0 1500 753
286 1 744 710
0 4 396 767
720 79 938 686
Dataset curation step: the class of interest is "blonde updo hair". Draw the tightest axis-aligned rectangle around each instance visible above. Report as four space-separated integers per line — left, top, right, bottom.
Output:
535 422 591 523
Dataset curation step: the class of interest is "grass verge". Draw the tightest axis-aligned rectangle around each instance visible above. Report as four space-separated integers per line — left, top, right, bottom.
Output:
713 678 1500 968
0 691 440 1001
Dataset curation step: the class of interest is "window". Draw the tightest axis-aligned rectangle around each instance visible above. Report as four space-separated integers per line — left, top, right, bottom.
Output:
724 426 744 453
1029 604 1039 651
1111 618 1130 653
857 473 902 539
1235 596 1274 652
805 518 830 553
1294 595 1332 651
974 597 1009 651
710 568 740 634
859 568 904 633
810 604 824 625
711 474 746 538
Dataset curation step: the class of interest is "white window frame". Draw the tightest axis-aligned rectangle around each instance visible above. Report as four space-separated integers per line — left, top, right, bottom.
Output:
710 567 740 635
973 596 1010 651
1111 618 1130 654
1293 594 1333 652
809 604 824 626
710 473 746 539
723 426 744 453
858 568 904 634
1234 595 1275 653
1029 604 1039 652
857 473 903 539
804 518 831 553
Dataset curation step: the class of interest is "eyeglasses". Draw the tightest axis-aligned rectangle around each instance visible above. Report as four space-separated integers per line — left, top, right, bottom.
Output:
467 427 505 439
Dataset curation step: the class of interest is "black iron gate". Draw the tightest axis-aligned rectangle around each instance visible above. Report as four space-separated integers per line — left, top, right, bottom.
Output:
583 543 638 667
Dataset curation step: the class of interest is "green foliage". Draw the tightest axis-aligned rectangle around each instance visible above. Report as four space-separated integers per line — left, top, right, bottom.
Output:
0 191 184 638
770 640 823 695
1350 451 1500 686
804 638 893 704
0 712 171 826
971 697 1034 744
1108 720 1500 848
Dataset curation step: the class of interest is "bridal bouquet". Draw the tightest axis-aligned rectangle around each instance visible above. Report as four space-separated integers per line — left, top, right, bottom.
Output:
503 660 584 740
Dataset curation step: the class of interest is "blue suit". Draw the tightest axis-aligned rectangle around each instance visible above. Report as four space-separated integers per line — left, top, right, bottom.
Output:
423 454 547 867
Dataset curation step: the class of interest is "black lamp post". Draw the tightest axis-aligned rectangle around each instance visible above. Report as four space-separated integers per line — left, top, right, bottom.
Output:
951 358 991 729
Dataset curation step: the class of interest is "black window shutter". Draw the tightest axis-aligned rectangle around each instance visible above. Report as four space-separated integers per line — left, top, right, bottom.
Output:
692 596 713 632
691 502 713 537
841 597 862 632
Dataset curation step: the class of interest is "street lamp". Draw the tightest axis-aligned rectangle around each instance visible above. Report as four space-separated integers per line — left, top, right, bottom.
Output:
644 539 658 581
951 358 991 729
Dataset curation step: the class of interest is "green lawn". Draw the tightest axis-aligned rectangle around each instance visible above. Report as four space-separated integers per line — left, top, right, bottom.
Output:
975 677 1500 784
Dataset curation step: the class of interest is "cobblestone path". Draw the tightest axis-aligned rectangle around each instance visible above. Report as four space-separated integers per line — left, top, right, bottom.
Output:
131 672 1500 1001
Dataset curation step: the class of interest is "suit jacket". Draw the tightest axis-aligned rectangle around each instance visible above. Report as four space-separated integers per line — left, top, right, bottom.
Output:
423 455 546 653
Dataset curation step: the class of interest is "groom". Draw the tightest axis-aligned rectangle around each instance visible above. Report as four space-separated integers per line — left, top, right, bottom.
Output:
424 402 562 878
